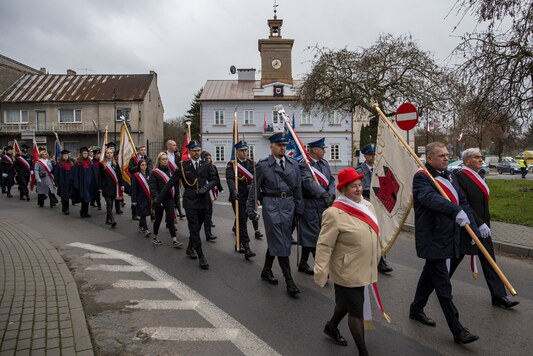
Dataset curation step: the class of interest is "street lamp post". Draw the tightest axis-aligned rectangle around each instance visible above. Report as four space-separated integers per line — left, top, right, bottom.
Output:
112 88 117 145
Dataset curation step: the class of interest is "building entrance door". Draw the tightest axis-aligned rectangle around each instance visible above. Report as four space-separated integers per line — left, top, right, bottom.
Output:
36 111 46 131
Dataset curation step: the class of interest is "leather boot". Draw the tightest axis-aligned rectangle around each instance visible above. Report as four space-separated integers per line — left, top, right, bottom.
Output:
261 252 278 284
196 248 209 270
280 257 300 297
186 243 197 259
243 243 256 260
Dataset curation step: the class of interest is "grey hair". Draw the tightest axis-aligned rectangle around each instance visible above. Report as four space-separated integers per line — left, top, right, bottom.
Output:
462 148 481 161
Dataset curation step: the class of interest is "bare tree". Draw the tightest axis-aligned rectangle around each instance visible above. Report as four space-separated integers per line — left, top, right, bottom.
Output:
452 0 533 125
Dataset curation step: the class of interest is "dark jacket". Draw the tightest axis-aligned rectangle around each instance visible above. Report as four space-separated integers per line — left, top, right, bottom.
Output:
226 158 254 203
71 159 98 203
128 155 153 175
99 161 124 198
53 160 74 200
149 166 174 203
413 164 479 259
131 171 151 216
1 154 16 186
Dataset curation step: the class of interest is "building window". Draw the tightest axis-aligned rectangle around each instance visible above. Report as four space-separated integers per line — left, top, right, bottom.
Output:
330 144 340 160
116 108 131 122
4 110 28 124
58 109 82 123
272 110 282 125
328 111 342 125
214 110 225 125
248 145 255 160
244 110 254 124
215 146 225 162
301 113 312 125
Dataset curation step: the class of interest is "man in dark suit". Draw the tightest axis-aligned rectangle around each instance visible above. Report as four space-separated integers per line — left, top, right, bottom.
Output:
453 148 519 309
156 140 217 270
409 142 480 344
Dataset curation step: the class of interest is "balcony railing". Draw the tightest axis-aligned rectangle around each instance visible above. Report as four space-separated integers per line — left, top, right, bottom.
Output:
0 122 98 134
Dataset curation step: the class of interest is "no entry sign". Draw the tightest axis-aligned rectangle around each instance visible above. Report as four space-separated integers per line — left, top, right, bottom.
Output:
395 103 418 131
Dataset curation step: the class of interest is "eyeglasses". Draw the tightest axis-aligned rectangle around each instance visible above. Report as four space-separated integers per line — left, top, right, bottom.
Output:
275 143 287 147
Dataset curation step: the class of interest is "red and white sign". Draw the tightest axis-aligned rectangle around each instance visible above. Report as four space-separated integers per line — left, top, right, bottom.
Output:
395 103 418 131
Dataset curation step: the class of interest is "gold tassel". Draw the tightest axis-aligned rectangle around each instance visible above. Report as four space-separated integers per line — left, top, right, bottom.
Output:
382 312 392 324
472 272 478 280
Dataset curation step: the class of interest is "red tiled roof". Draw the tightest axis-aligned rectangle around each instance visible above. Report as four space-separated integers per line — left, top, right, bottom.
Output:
1 73 154 103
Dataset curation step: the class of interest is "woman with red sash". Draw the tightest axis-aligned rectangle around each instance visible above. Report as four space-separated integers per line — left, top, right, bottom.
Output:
314 167 379 355
131 159 152 237
148 152 183 248
53 149 75 215
98 148 124 228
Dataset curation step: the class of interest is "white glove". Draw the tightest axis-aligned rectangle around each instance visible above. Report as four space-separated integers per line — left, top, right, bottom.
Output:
36 179 42 184
455 210 470 227
131 202 137 206
1 173 7 178
479 223 491 238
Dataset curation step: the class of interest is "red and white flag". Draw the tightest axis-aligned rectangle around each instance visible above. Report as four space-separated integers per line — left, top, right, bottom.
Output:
457 132 463 142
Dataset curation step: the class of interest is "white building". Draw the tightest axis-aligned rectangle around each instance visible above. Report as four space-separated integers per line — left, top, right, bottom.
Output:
199 13 353 171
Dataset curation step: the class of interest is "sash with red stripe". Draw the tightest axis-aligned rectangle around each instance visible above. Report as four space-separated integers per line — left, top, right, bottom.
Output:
460 166 490 202
37 159 55 184
3 155 13 165
208 186 219 203
311 165 329 188
418 169 458 205
134 172 151 203
237 162 253 183
17 156 30 170
331 195 380 236
103 162 121 197
153 168 174 199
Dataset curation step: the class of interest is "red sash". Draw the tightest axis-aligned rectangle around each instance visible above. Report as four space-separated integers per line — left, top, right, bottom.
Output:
332 195 380 236
208 186 219 202
311 165 329 188
153 168 174 199
168 153 177 172
103 162 121 197
237 162 253 183
134 172 151 202
37 159 55 184
17 156 30 170
418 169 458 205
461 166 490 202
3 155 13 165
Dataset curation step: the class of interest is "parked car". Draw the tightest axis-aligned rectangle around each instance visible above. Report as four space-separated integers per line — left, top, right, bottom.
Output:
448 160 490 176
496 161 521 175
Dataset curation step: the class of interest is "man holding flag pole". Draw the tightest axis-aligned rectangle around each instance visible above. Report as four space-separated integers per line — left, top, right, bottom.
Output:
13 141 32 201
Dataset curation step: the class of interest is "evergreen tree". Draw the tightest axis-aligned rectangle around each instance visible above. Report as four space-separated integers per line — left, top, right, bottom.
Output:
185 88 203 140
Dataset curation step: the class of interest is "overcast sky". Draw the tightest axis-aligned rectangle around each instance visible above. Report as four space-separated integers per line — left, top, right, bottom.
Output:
0 0 475 120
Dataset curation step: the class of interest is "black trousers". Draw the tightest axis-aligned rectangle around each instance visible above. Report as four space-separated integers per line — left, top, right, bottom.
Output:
91 191 101 207
411 259 465 335
139 216 148 231
16 175 29 197
231 200 250 244
153 199 176 237
203 201 214 237
185 208 206 250
61 199 69 213
174 194 184 217
104 196 115 223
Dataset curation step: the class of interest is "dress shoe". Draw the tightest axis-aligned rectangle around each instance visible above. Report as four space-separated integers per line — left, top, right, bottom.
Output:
20 196 25 200
26 196 30 201
254 230 263 239
111 221 117 228
186 248 198 259
116 210 123 215
298 263 314 275
261 269 279 285
378 257 393 274
454 329 479 344
199 255 209 270
323 322 348 346
286 278 300 297
291 238 297 245
236 243 245 253
492 296 520 309
63 211 69 215
132 216 140 221
409 311 436 327
244 246 256 260
206 235 217 242
7 194 13 198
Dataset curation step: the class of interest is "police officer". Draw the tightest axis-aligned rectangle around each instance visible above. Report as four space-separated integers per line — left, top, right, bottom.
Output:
298 137 335 275
1 146 15 198
156 140 218 270
14 145 32 201
356 143 393 274
226 140 257 260
247 132 303 297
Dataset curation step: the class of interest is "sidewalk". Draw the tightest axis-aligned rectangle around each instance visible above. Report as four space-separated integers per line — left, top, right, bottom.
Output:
490 221 533 258
0 217 93 355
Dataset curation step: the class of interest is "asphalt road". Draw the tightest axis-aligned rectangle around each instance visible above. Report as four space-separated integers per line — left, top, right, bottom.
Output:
1 191 532 356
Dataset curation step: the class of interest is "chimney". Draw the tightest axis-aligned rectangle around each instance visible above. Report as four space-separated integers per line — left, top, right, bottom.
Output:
67 69 77 75
237 68 256 81
149 70 157 81
40 67 47 74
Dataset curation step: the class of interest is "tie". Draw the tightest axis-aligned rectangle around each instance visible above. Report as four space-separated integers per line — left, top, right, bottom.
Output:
195 162 198 171
280 160 284 171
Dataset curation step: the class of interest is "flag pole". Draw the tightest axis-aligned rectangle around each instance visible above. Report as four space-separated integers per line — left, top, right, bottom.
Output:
372 103 516 296
233 110 240 251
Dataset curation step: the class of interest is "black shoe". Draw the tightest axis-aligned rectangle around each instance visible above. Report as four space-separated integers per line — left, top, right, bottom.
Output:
323 322 348 346
291 238 297 245
132 216 140 221
255 230 263 239
206 235 217 242
152 238 163 245
286 278 300 297
7 194 13 198
378 257 393 274
409 311 436 327
211 223 215 227
179 215 186 220
90 203 96 207
298 263 314 275
236 243 245 253
173 240 184 249
111 221 117 228
199 255 209 269
26 196 30 201
261 269 279 285
50 203 56 208
244 247 256 260
20 196 25 200
116 210 123 215
492 296 519 309
186 248 198 259
63 211 69 215
97 205 102 210
454 329 479 344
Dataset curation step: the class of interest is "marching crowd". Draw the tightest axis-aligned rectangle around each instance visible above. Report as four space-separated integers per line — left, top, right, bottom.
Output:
0 134 521 355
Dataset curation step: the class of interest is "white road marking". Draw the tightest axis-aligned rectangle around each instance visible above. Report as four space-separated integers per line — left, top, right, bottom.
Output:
68 242 280 356
127 300 199 310
83 253 124 259
141 327 240 341
86 264 147 272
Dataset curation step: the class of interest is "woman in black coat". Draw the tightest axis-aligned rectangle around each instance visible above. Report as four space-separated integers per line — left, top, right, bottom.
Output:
131 159 152 237
149 152 183 248
53 149 75 215
98 148 124 227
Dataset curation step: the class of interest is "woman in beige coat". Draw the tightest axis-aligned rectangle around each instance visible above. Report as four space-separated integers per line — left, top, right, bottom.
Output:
314 167 379 356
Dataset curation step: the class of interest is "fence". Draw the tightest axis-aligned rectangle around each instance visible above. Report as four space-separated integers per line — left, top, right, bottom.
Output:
146 140 166 158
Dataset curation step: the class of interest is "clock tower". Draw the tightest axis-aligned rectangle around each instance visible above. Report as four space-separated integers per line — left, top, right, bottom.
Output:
258 9 294 87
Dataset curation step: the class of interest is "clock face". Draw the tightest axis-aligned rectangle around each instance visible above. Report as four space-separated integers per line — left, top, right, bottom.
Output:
271 58 282 70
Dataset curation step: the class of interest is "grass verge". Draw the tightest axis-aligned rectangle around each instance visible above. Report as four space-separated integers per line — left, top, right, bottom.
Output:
488 179 533 227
